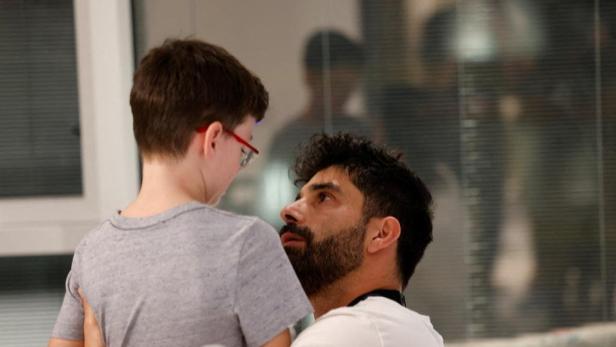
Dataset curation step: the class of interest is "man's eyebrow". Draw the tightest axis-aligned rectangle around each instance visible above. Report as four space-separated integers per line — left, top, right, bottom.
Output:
296 182 341 201
308 182 341 193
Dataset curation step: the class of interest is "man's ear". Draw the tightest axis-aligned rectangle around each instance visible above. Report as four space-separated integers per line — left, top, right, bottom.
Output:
366 216 401 254
201 121 224 157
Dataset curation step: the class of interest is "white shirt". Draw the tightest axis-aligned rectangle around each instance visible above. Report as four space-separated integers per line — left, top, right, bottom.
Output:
292 296 444 347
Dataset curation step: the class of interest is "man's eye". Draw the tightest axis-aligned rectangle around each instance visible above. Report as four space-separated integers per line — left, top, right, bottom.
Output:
318 192 331 202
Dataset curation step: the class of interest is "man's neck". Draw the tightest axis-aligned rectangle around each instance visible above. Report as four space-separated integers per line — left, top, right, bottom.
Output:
309 282 350 319
309 266 402 318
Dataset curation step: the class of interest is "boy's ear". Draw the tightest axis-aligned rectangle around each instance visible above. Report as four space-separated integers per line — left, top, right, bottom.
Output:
201 121 224 156
366 216 401 254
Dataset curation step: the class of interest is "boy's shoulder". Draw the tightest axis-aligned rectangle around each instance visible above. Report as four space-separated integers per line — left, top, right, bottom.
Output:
185 203 275 236
75 202 276 251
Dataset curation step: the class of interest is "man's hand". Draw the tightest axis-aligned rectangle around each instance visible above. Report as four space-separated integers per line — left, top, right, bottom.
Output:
78 289 105 347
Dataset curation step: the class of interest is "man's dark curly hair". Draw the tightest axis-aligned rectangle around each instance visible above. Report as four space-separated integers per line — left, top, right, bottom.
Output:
293 133 433 288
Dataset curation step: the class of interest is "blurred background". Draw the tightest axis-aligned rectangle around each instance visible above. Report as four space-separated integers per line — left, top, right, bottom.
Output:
1 0 616 345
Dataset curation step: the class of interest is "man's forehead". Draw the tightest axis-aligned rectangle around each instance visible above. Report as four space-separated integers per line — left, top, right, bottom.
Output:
300 166 359 195
306 166 346 183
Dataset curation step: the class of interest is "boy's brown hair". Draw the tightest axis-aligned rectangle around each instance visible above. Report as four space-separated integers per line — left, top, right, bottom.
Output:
130 39 268 158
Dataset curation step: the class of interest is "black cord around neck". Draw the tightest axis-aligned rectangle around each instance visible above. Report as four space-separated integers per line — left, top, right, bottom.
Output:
348 289 406 307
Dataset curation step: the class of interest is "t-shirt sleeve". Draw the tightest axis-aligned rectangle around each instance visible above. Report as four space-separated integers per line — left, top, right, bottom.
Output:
235 219 313 347
51 247 84 340
291 311 380 347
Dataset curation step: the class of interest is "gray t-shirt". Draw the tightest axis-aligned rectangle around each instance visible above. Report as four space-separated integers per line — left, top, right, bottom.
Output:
52 202 312 347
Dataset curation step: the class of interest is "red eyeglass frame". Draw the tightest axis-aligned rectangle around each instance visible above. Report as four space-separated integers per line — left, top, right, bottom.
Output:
196 126 259 154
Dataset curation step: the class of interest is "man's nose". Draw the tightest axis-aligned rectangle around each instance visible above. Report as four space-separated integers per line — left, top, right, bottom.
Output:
280 199 305 225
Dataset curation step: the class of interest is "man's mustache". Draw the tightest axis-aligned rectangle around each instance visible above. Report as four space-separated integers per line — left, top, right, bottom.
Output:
279 223 314 242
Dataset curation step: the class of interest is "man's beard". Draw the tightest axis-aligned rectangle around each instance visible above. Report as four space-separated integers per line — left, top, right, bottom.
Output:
280 221 366 296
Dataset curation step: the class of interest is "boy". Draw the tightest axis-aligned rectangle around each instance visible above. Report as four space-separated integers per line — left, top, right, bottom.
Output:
49 39 312 347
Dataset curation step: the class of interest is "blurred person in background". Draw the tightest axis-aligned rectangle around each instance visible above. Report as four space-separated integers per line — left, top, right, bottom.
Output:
259 29 372 227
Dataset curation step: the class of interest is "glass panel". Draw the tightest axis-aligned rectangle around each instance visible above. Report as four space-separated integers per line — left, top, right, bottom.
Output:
364 0 609 340
130 0 616 343
505 1 602 333
601 0 616 324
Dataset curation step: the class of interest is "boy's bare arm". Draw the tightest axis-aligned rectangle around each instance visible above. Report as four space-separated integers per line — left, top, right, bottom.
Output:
48 338 84 347
261 329 291 347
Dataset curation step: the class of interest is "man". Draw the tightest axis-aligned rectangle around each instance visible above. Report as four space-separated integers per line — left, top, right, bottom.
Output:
81 133 443 346
48 39 312 347
280 133 443 346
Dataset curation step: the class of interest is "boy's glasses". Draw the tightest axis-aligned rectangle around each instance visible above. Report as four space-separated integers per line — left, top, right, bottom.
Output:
196 126 259 167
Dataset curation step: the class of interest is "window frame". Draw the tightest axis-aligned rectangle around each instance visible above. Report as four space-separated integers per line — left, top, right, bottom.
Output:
0 0 139 256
